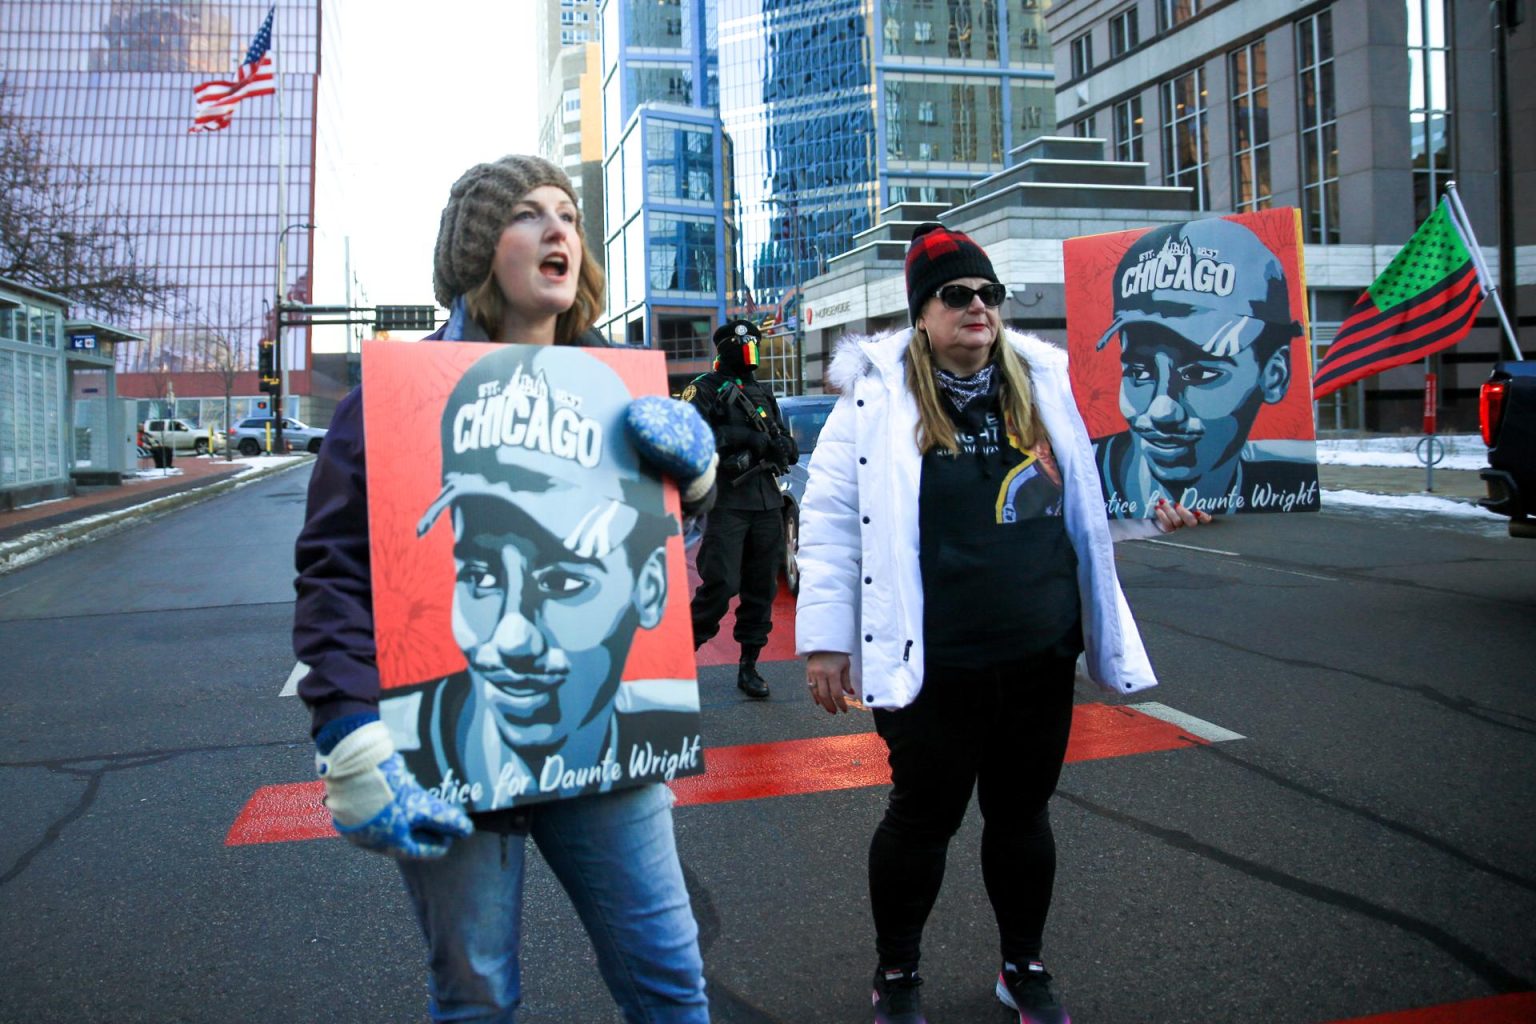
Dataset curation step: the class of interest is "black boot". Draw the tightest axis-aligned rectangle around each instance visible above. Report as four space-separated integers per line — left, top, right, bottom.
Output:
737 646 769 700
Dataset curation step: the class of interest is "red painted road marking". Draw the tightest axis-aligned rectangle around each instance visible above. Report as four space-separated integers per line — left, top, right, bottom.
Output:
686 553 798 668
226 779 329 846
1323 992 1536 1023
226 703 1205 847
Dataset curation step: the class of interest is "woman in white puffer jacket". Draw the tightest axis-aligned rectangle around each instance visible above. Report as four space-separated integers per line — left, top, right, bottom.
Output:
796 224 1208 1024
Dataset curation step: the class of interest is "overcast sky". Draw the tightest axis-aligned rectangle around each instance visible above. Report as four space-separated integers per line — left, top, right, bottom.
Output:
329 0 542 321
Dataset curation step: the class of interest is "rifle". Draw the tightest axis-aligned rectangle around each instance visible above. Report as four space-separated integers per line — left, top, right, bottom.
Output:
722 381 790 477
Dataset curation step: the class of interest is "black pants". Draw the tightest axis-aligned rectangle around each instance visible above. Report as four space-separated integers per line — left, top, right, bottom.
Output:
690 505 784 650
868 650 1077 969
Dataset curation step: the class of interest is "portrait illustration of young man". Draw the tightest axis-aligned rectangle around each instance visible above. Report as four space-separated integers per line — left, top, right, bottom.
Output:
372 344 702 812
1085 216 1321 517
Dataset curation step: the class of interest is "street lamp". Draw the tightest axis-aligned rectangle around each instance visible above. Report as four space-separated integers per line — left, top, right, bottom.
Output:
275 221 316 454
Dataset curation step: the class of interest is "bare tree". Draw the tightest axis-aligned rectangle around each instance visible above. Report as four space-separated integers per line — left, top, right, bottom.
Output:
0 78 179 320
187 298 261 461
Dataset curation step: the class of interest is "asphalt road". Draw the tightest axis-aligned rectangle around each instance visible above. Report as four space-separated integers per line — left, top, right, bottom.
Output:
0 466 1532 1024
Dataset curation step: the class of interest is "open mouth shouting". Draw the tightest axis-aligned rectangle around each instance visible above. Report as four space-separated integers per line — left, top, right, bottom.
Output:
540 252 571 282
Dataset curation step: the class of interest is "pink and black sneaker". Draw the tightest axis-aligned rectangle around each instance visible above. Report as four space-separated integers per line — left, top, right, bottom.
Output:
996 960 1070 1024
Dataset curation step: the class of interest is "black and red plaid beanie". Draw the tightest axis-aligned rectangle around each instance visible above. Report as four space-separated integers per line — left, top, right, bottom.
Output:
904 222 999 325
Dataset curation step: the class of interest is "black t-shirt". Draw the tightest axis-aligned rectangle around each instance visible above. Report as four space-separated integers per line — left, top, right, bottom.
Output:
918 382 1083 669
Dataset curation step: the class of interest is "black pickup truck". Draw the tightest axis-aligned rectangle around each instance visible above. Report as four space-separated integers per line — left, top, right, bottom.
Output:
1479 360 1536 538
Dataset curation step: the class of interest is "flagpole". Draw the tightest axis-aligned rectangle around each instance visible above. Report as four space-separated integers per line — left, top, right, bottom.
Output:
274 2 289 414
1444 181 1524 361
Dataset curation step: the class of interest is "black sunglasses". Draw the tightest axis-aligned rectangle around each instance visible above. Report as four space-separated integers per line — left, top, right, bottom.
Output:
937 283 1007 309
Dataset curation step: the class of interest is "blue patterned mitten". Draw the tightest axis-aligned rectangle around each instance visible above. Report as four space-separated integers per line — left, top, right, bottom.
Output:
625 396 718 507
315 718 473 859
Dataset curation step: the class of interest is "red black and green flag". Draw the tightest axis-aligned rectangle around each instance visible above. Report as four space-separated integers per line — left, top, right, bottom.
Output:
1312 199 1485 398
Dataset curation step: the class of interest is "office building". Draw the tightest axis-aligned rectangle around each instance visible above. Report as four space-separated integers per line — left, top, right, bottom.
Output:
1043 0 1532 428
596 0 1061 392
802 0 1532 432
1 1 354 433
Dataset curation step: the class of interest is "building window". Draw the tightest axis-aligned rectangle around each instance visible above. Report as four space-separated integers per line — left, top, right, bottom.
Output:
654 314 712 360
1073 116 1094 138
1408 0 1454 222
913 20 933 43
886 75 1004 164
1070 33 1093 79
644 120 714 202
1297 10 1339 243
1113 95 1144 162
1155 0 1199 33
1230 40 1271 212
1161 67 1209 209
648 214 716 293
1109 8 1139 57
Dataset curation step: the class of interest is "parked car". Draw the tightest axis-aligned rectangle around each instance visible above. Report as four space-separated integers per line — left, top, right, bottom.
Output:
776 394 839 594
685 393 838 596
228 416 328 456
141 418 225 455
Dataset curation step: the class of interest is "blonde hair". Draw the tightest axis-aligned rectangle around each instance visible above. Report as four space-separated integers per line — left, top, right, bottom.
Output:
905 326 1043 454
465 234 607 345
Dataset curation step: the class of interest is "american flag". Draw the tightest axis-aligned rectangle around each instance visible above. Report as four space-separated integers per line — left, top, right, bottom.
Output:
189 5 276 133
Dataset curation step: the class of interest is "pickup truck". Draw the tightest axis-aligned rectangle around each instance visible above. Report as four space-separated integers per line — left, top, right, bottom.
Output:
141 418 224 455
1479 360 1536 538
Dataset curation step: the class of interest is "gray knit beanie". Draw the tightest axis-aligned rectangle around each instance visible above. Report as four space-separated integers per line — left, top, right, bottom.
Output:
432 155 581 308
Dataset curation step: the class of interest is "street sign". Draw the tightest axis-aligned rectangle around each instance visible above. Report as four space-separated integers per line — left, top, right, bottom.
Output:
375 305 437 332
69 333 98 351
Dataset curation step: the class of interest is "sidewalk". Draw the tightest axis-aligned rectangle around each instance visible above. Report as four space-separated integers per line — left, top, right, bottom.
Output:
0 453 309 573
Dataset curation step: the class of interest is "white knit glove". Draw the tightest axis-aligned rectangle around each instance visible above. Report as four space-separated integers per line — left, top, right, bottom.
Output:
315 721 473 859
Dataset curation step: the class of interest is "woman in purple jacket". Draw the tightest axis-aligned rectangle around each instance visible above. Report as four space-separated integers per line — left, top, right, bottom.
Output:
293 155 714 1023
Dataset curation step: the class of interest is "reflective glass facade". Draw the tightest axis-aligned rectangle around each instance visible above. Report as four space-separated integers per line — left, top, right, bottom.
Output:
720 0 1055 389
602 0 1056 389
600 0 727 357
1 0 334 425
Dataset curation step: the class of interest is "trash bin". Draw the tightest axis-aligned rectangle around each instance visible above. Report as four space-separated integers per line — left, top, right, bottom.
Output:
151 445 168 469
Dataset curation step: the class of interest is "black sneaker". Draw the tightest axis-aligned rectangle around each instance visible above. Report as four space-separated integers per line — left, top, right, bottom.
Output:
872 966 926 1024
996 961 1069 1024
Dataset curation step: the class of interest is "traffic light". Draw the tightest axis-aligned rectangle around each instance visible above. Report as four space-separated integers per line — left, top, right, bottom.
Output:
375 305 437 332
258 337 280 394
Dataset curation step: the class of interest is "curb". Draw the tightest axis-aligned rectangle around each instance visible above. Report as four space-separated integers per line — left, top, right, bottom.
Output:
0 458 310 576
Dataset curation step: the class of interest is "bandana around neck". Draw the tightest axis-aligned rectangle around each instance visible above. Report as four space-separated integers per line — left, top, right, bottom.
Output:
935 362 996 412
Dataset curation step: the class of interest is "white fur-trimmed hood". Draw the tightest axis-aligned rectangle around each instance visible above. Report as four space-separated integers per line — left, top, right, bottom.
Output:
826 326 1068 392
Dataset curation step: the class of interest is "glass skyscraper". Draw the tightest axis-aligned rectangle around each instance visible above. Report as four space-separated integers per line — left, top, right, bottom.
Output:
1 0 346 428
597 0 732 387
599 0 1057 390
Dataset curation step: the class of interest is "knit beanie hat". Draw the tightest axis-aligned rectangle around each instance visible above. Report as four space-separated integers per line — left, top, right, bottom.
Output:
903 223 999 325
432 155 580 308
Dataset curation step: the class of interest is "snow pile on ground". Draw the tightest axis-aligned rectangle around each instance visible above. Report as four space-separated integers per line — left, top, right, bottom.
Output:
1316 434 1486 471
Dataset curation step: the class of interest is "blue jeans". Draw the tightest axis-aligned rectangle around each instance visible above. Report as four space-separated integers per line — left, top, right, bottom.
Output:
397 783 708 1023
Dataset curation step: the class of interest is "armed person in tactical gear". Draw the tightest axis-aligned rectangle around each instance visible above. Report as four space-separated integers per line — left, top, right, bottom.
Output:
682 318 799 699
